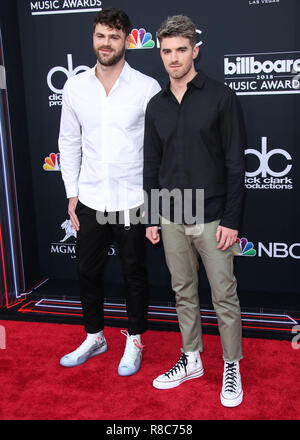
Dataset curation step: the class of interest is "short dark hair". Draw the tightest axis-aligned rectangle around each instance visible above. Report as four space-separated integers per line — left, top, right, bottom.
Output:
93 8 131 36
157 15 197 47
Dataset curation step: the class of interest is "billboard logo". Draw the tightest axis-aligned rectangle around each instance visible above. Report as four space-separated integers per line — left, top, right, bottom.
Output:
30 0 102 16
43 153 61 171
129 28 155 49
224 51 300 95
47 54 89 108
245 137 293 190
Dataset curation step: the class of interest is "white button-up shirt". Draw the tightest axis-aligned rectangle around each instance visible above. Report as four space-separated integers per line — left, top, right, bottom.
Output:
58 61 161 212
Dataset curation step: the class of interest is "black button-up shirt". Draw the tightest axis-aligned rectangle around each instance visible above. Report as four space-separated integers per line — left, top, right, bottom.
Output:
143 70 246 230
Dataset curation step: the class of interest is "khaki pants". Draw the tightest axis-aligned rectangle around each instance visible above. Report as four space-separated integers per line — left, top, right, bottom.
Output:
160 219 243 362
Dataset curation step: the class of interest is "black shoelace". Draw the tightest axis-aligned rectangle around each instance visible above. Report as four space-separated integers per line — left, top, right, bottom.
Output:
165 353 188 378
223 362 238 393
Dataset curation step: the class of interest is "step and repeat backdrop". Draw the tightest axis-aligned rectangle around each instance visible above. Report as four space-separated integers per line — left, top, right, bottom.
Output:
16 0 299 308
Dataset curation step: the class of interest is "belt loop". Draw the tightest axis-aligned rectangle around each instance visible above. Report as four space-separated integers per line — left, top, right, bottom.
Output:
124 209 130 230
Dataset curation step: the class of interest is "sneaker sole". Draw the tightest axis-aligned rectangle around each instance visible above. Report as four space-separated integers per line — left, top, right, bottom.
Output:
153 368 204 390
118 362 141 377
220 390 243 407
60 345 107 367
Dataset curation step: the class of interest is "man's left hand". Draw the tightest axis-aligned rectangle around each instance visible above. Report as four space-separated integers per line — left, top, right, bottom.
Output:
216 225 238 251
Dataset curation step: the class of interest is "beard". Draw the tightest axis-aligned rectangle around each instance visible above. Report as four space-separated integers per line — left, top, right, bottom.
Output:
94 45 126 67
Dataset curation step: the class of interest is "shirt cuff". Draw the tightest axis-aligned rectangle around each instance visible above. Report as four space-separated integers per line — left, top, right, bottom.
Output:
65 184 79 199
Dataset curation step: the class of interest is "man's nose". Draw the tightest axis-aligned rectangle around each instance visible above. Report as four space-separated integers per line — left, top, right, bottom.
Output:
103 36 110 46
170 51 179 63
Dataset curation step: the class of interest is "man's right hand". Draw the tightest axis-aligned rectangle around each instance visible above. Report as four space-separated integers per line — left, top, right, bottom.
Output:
68 196 80 231
146 226 160 244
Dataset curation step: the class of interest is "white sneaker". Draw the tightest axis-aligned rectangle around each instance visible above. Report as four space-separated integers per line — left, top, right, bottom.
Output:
153 350 204 390
220 361 243 407
60 332 107 367
118 330 144 376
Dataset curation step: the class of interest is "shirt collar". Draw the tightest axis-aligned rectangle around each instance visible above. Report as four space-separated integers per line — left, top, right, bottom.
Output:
189 70 207 89
162 70 207 95
120 61 132 83
90 60 132 83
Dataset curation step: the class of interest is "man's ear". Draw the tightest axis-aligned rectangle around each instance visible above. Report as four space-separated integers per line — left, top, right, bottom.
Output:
125 34 131 50
192 44 199 60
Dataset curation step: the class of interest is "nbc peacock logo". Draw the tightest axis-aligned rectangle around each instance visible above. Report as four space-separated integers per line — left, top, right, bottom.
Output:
43 153 61 171
234 237 256 256
129 28 155 49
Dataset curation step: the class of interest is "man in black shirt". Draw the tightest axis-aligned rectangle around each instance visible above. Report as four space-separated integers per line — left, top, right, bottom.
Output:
143 15 246 407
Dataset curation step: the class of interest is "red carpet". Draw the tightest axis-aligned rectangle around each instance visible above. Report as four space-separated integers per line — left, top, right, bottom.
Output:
0 320 299 420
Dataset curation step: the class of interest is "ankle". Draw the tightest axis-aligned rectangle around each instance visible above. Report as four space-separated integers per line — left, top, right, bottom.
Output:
130 334 141 343
224 360 240 368
86 331 104 342
184 350 201 360
121 330 142 342
184 349 200 355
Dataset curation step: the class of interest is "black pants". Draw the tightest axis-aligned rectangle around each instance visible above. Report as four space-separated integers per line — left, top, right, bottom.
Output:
75 201 148 335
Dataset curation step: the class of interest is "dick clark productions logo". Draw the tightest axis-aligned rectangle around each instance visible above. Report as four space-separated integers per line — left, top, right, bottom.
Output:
47 54 89 107
245 137 293 190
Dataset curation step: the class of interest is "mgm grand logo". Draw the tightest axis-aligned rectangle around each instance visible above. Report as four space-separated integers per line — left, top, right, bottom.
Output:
50 219 77 258
50 219 116 257
224 51 300 95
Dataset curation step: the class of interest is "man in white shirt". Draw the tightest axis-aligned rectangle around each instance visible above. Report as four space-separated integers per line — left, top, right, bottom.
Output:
58 8 161 375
